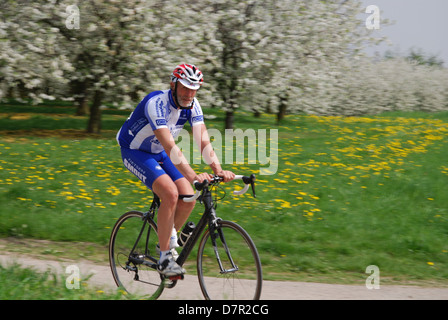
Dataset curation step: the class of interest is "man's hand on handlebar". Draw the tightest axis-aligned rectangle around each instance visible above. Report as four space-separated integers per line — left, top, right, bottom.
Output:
193 172 214 183
193 171 235 184
215 170 235 183
183 173 256 203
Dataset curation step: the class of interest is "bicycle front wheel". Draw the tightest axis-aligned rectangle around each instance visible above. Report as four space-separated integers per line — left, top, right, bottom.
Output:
197 220 262 300
109 211 164 299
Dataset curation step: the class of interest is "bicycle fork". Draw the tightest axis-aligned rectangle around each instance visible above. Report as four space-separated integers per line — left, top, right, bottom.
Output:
209 222 239 274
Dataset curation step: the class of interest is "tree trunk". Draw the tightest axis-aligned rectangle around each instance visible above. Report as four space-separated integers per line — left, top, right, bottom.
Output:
87 90 103 134
76 97 89 116
276 91 288 124
225 110 234 130
71 79 90 116
277 102 287 124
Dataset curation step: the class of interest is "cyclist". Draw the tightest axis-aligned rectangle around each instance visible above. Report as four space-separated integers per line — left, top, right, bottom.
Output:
117 63 235 276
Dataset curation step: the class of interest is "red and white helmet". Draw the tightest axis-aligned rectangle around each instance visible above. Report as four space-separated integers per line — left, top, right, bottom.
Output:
171 63 204 90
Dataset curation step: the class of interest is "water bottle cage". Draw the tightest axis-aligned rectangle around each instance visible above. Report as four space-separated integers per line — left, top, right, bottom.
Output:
178 231 193 247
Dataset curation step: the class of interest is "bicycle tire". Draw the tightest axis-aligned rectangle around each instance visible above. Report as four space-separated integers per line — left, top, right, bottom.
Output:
197 220 262 300
109 211 164 299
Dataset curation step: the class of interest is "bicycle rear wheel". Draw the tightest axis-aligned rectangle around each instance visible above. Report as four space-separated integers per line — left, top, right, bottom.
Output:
109 211 164 299
197 220 262 300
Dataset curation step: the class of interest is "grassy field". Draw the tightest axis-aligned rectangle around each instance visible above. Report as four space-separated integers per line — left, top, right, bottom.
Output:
1 101 448 291
0 263 124 300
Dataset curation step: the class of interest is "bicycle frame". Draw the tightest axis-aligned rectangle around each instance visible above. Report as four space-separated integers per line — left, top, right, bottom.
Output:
176 188 217 267
125 175 255 277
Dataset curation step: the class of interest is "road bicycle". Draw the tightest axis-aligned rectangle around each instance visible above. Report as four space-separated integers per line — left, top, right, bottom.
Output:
108 174 262 300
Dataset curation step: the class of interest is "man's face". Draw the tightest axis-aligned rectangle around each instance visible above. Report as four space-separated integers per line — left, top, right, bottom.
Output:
171 81 197 108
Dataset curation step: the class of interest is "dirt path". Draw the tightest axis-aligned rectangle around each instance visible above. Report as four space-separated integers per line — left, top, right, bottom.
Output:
1 254 448 300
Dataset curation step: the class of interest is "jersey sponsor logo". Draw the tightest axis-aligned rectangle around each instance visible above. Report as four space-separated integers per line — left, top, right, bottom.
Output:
129 117 148 133
156 119 167 126
155 98 165 117
123 158 147 184
191 115 203 122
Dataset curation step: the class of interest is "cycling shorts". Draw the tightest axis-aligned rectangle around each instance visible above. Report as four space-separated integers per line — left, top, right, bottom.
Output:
120 148 184 190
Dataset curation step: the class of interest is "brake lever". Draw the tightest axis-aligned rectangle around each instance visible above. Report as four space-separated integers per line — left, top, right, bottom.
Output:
247 173 256 198
231 173 257 197
251 180 256 198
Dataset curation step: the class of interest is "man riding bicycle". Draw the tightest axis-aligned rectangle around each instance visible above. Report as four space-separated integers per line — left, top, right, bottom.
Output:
117 63 234 276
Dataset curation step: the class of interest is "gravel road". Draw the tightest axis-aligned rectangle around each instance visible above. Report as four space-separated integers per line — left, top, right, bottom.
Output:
1 254 448 300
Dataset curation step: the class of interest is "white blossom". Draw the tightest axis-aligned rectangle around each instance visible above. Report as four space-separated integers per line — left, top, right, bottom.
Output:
0 0 446 127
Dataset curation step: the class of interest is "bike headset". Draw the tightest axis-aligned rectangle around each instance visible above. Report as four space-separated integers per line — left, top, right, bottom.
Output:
171 63 204 110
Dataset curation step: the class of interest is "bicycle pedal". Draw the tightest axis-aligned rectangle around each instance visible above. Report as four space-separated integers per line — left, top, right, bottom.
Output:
168 274 184 281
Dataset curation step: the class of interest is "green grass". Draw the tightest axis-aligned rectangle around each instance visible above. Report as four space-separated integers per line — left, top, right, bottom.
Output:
0 263 124 300
1 102 448 289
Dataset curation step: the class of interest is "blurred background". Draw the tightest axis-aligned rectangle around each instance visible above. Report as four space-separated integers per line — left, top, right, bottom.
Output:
1 0 447 133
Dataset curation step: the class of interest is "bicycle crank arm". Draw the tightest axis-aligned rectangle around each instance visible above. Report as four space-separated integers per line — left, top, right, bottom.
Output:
128 256 157 269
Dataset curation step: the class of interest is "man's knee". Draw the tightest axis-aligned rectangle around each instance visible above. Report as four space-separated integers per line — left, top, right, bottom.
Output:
153 175 179 206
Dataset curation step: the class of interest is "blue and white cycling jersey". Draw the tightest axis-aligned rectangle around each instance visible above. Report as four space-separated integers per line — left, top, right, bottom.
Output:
117 89 204 154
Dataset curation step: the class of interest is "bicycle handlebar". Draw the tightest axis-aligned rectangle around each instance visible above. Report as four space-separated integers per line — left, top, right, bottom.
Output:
183 174 256 203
